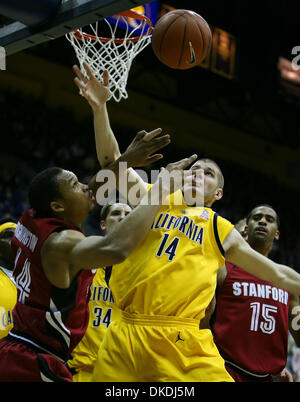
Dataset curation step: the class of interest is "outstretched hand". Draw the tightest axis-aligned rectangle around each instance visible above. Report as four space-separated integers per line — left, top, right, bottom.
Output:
119 128 171 168
156 154 198 196
73 62 110 111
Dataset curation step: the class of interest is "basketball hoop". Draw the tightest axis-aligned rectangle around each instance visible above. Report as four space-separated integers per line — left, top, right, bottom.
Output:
66 10 153 102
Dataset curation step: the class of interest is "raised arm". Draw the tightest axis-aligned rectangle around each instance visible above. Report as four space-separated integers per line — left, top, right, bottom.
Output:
223 228 300 296
73 62 171 204
73 64 118 166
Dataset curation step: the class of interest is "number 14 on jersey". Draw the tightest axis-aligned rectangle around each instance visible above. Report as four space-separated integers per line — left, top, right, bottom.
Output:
156 234 180 261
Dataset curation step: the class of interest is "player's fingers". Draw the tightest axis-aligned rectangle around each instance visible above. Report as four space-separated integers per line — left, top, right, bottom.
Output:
102 69 109 86
147 136 171 153
152 134 171 143
143 128 163 142
73 65 88 83
74 76 86 91
135 130 147 140
146 154 164 163
181 154 198 169
149 134 171 145
82 61 96 80
170 154 198 170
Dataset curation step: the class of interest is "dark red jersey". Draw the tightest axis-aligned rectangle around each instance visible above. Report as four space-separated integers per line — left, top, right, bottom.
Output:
10 209 95 362
213 261 289 376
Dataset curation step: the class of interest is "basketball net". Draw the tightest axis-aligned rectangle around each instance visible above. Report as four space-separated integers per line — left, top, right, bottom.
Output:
66 10 153 102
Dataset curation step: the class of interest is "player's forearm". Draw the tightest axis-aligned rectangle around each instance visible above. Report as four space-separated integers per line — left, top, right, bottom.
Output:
239 254 300 296
257 260 300 296
72 191 160 269
106 183 165 258
225 229 300 295
93 105 121 167
107 205 160 259
277 264 300 297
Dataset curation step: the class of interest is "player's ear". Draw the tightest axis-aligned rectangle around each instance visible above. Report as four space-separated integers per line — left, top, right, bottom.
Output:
274 229 280 241
214 188 223 201
100 220 106 231
50 201 65 214
243 225 249 237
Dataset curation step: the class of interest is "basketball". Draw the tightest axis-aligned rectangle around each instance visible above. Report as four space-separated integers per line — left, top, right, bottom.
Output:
151 9 212 70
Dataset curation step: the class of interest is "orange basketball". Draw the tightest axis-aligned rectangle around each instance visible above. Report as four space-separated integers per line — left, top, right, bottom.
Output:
151 9 212 70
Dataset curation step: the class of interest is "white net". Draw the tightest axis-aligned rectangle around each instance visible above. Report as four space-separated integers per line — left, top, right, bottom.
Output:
66 12 152 102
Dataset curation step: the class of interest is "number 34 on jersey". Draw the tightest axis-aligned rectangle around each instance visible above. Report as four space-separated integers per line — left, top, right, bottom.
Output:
89 284 115 328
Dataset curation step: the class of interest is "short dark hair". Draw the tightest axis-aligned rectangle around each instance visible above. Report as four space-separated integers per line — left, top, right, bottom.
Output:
28 167 64 218
246 204 280 228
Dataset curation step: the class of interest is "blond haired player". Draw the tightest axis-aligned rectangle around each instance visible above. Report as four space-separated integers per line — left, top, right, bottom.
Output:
74 63 300 382
68 203 131 381
0 219 17 339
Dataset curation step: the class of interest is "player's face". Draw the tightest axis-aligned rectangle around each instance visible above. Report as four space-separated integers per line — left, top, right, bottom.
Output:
101 203 132 234
55 170 96 225
182 160 223 206
246 206 279 245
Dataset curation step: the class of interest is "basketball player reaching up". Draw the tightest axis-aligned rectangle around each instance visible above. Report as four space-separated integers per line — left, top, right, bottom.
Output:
0 124 195 381
68 202 131 382
74 62 300 382
0 218 17 340
213 205 299 382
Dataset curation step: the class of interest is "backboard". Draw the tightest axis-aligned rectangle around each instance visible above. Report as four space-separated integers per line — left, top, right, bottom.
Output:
0 0 151 56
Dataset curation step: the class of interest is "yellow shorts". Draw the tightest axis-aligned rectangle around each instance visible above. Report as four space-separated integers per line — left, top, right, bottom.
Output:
92 312 233 382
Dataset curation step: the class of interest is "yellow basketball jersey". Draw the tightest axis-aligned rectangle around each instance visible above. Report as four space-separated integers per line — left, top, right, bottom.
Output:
68 267 121 376
0 268 17 339
109 190 234 322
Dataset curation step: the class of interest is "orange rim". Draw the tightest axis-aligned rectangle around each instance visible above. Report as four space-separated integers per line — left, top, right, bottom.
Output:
73 9 153 44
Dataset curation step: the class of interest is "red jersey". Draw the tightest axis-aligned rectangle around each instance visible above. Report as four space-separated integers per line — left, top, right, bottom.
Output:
10 209 95 363
213 261 289 376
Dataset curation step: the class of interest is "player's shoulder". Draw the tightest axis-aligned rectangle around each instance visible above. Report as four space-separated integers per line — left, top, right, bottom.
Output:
42 229 86 256
212 211 234 228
